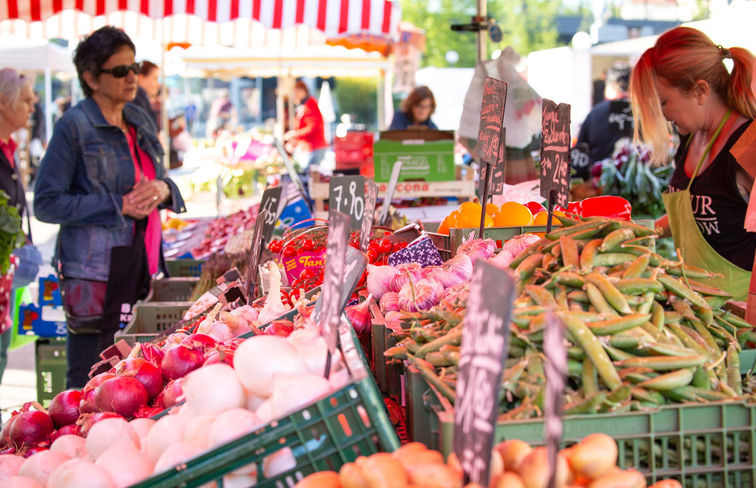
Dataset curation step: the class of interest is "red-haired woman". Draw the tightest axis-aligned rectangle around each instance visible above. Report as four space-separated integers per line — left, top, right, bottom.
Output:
630 26 756 300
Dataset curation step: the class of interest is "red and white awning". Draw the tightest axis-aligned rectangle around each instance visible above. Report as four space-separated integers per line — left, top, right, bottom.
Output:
0 0 400 49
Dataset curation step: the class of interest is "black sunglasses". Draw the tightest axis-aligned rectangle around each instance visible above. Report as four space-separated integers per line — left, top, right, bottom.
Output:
100 63 140 78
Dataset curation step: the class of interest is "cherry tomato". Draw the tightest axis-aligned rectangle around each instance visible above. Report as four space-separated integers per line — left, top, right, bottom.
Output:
392 241 408 252
268 239 283 253
366 249 378 263
377 238 393 254
282 245 297 257
301 238 315 251
367 241 380 255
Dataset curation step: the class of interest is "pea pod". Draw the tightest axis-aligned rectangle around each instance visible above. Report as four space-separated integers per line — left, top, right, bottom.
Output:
414 328 462 358
668 323 712 359
691 366 710 389
586 272 632 314
513 305 547 317
579 239 603 272
567 290 589 303
515 253 544 281
641 342 699 357
613 278 664 295
686 278 733 298
638 368 695 391
555 271 586 288
600 228 636 252
555 285 569 310
556 311 622 389
525 284 558 308
582 360 599 396
726 343 742 396
637 292 656 315
609 335 642 350
620 245 668 267
593 253 638 267
585 283 618 316
665 263 719 280
658 274 712 311
622 253 651 280
651 301 665 330
662 386 701 402
564 391 607 415
617 220 659 237
630 386 664 404
615 355 706 371
605 345 636 361
545 220 609 240
542 253 558 271
587 313 651 335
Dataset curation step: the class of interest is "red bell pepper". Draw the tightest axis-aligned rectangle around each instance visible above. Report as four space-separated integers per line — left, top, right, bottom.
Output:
579 196 632 221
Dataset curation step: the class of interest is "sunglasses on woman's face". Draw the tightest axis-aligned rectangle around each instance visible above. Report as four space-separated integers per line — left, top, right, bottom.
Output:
100 63 140 78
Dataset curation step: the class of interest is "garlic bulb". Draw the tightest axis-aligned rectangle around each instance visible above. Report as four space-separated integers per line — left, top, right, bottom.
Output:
397 278 444 312
379 292 400 313
389 263 425 292
456 238 496 262
366 264 401 300
430 254 473 288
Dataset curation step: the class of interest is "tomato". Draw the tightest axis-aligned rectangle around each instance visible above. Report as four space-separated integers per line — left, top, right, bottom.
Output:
366 248 379 263
367 241 381 255
282 245 297 257
268 239 283 253
393 241 408 252
377 238 394 254
580 196 632 221
301 238 315 251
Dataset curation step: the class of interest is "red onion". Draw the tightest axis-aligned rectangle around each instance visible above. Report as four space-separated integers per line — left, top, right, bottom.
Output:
1 413 18 447
23 446 48 458
161 345 204 381
154 379 184 409
95 376 149 418
48 390 82 428
49 424 79 443
264 321 294 337
181 333 217 349
141 342 164 367
80 373 115 414
77 412 123 437
8 410 54 449
133 405 163 418
116 358 164 399
345 295 372 334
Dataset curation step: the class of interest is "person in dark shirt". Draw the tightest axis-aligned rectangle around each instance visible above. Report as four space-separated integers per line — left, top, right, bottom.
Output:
572 63 633 178
132 60 159 129
388 85 438 130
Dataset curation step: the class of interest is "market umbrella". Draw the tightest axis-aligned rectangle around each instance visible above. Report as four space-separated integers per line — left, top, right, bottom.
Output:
318 80 336 142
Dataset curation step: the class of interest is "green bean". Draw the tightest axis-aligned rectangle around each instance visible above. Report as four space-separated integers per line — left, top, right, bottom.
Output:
556 311 622 389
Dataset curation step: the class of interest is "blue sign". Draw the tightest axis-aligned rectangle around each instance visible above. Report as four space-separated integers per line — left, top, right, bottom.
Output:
276 198 313 231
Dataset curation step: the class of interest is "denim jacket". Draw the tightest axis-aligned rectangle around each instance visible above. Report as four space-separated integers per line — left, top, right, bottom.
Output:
34 98 186 282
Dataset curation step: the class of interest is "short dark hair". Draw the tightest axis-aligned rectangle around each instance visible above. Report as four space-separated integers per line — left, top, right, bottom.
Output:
73 26 136 98
607 63 631 93
400 86 436 123
140 60 158 77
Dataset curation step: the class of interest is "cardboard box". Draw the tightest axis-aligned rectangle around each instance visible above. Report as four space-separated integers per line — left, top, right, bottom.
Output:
373 138 456 182
36 338 67 407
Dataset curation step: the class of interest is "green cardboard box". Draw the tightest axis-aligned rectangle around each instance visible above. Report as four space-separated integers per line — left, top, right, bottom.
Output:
373 139 456 182
35 338 67 407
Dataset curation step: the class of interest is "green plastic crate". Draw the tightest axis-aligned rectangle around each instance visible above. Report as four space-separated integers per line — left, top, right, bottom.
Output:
146 278 199 302
165 259 204 278
434 225 549 260
115 302 192 346
131 317 399 488
431 401 756 486
404 363 442 450
369 304 401 399
35 337 67 407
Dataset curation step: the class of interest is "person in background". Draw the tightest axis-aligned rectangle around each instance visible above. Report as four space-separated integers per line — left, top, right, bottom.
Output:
388 85 438 130
34 26 186 388
630 26 756 300
28 90 46 182
0 68 34 391
572 63 634 179
133 60 160 129
283 80 328 172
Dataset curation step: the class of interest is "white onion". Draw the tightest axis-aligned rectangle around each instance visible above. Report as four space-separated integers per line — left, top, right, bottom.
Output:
270 373 332 417
286 328 341 377
246 392 266 412
47 458 115 488
208 408 262 448
3 476 43 488
144 414 189 463
255 399 274 424
153 442 202 474
223 473 258 488
95 442 153 488
50 435 88 458
233 336 307 397
19 450 70 486
263 447 296 478
183 363 246 415
0 454 25 480
183 415 215 450
329 366 351 391
86 418 140 460
129 418 155 441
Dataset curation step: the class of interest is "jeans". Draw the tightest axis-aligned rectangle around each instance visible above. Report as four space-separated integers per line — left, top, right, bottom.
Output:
66 329 101 389
0 327 11 385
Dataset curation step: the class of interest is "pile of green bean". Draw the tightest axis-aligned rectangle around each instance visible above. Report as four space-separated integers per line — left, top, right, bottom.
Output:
385 216 756 419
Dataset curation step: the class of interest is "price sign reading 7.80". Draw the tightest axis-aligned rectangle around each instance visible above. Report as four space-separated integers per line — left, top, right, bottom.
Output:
330 175 365 230
259 186 283 243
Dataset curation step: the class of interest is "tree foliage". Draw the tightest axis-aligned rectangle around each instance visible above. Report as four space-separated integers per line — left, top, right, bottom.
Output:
400 0 562 67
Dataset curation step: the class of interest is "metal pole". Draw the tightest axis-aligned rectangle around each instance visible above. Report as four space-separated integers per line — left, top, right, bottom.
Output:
477 0 487 63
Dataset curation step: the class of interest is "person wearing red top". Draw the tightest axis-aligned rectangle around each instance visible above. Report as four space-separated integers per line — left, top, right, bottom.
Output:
283 80 329 172
0 68 34 392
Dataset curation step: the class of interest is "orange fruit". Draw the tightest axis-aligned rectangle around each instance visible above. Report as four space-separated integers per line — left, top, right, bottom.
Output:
457 206 493 228
532 210 565 227
485 203 499 216
494 202 533 227
437 216 450 235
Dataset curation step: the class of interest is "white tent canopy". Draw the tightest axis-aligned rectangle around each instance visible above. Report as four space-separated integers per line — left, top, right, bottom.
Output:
0 37 74 72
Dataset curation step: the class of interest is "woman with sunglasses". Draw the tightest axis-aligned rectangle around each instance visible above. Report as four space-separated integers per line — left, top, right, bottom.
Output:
34 26 186 388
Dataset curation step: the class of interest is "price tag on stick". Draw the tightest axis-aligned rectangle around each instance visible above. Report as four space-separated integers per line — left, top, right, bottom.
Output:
259 186 283 243
245 208 267 300
380 161 403 226
453 260 516 486
360 180 379 252
540 99 571 233
329 175 365 231
312 246 367 326
477 77 508 167
274 138 312 212
491 128 507 195
543 311 567 488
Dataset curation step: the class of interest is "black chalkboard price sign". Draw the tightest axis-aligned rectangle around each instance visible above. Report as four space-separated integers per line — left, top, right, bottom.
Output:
453 260 516 485
540 99 571 232
360 180 379 252
491 127 507 195
311 246 367 328
259 185 283 243
329 175 365 231
379 161 403 226
476 77 508 238
245 208 267 300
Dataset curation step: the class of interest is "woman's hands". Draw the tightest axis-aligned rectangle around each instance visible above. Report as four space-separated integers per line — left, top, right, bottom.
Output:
122 179 171 219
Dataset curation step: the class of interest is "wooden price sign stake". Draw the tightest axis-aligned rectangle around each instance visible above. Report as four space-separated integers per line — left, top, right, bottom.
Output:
543 312 567 488
476 77 508 238
245 208 267 300
360 180 379 252
539 99 571 233
259 185 283 243
453 260 515 486
380 161 403 226
314 210 348 377
329 175 366 231
273 137 313 212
